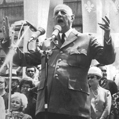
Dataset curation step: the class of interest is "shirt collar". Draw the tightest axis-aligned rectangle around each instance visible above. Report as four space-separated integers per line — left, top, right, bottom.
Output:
65 28 73 38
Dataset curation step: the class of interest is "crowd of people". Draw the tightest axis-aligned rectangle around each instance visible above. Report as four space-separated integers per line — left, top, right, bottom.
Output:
0 66 40 119
0 3 119 119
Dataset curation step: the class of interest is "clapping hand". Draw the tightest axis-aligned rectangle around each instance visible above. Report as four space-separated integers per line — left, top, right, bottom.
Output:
98 16 111 41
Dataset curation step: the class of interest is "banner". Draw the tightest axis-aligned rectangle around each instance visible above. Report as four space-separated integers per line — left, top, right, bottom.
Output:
82 0 97 33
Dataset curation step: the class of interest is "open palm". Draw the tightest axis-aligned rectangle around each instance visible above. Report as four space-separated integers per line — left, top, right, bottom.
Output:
98 16 110 40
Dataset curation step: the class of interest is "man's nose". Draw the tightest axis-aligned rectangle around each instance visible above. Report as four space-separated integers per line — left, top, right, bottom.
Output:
57 11 62 16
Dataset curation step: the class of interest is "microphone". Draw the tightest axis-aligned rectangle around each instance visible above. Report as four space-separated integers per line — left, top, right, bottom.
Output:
11 20 38 32
26 21 37 32
51 25 62 40
29 27 45 42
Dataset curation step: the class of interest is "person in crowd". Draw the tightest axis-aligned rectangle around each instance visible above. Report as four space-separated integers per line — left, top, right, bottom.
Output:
110 91 119 119
88 66 112 119
26 66 40 86
26 66 36 79
6 92 32 119
36 65 41 79
113 72 119 91
0 76 8 110
5 69 21 94
0 95 5 119
97 64 118 96
19 77 36 119
1 3 115 119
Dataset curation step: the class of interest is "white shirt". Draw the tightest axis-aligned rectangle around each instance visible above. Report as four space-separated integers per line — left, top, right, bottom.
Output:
60 28 73 41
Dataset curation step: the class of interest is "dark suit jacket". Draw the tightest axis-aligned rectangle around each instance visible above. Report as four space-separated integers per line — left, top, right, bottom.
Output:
2 29 115 119
99 78 118 95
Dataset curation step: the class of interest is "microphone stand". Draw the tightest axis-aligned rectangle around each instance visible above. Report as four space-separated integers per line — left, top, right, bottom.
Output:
6 56 13 119
42 38 59 119
2 26 30 119
44 50 49 119
6 30 14 119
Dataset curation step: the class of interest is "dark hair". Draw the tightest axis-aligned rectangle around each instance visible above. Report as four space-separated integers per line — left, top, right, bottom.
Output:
19 77 35 90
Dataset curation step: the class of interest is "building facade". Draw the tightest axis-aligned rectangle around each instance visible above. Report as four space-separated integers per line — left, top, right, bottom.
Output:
0 0 82 66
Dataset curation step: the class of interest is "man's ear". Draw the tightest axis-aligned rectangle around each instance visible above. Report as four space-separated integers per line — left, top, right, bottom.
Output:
71 14 75 21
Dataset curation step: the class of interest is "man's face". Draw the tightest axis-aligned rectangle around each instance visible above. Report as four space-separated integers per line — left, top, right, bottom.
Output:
26 67 35 78
102 69 107 78
0 77 5 89
20 83 30 95
53 4 74 33
99 66 107 78
11 79 19 89
5 78 19 89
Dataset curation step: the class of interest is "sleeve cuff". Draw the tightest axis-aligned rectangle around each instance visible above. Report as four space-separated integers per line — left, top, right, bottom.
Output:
105 36 112 45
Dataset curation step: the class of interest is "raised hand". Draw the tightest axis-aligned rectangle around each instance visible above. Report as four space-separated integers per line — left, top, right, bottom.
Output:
2 16 10 42
98 16 111 41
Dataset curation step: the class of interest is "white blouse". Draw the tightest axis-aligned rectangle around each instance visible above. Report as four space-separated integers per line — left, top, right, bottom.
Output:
90 86 112 119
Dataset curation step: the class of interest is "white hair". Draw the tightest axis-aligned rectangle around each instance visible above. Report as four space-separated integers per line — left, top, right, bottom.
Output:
11 92 28 110
53 4 73 16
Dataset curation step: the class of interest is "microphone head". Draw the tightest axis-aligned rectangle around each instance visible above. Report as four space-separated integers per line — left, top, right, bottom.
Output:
38 27 45 35
54 25 62 32
26 20 37 32
52 25 62 37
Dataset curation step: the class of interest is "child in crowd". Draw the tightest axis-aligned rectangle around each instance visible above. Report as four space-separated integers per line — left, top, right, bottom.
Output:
6 92 32 119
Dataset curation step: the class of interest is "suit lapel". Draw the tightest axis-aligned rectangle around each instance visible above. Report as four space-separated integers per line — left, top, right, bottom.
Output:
60 29 80 49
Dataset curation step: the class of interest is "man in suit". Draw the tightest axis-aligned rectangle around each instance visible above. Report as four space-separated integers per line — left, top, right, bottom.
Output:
97 64 118 96
1 4 115 119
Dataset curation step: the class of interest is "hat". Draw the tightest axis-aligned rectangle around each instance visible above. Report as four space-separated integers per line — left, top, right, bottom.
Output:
88 66 103 78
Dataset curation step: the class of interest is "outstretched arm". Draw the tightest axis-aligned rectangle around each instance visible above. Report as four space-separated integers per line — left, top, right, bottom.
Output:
98 16 111 44
90 16 115 65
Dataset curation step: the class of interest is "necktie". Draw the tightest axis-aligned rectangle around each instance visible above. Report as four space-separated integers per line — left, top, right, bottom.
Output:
61 33 65 44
